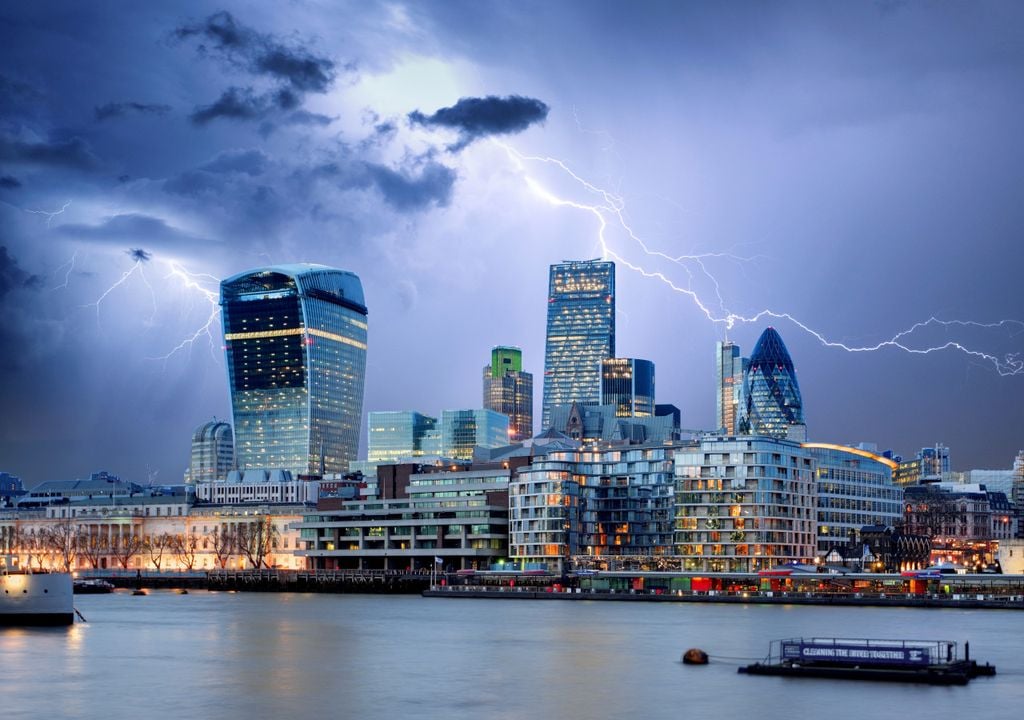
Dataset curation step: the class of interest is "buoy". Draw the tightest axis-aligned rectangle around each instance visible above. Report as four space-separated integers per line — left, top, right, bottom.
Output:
132 589 148 596
682 648 709 665
178 589 189 595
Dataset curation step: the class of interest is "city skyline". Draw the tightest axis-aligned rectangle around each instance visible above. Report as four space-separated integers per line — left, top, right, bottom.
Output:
2 3 1023 482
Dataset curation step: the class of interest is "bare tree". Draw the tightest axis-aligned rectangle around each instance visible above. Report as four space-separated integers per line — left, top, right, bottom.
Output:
21 530 44 570
210 526 236 570
77 529 108 569
237 517 280 569
110 532 144 570
41 520 78 572
145 532 173 571
170 530 201 571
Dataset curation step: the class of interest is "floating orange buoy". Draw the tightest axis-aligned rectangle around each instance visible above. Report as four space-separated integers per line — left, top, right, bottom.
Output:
682 648 709 665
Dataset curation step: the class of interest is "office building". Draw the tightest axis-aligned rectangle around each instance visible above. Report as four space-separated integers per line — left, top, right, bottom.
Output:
483 346 534 441
221 264 368 476
601 358 655 417
715 341 745 434
541 259 615 429
439 409 509 461
367 411 439 466
187 419 235 483
548 402 680 445
740 327 805 441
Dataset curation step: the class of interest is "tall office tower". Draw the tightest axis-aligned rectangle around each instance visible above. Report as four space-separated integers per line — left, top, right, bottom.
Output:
740 327 805 441
188 419 235 483
221 264 368 476
440 409 509 461
541 259 615 429
918 444 951 478
367 411 439 465
483 346 534 441
601 358 655 417
715 341 745 434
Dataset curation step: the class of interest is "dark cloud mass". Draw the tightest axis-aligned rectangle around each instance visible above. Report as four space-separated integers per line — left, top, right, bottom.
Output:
409 95 550 150
0 135 98 170
94 101 172 121
200 148 268 175
190 87 267 124
365 160 456 210
57 213 207 249
0 246 40 299
0 175 22 189
127 248 152 262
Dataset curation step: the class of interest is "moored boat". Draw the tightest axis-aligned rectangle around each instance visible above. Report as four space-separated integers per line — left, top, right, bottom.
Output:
1 558 74 626
73 578 115 594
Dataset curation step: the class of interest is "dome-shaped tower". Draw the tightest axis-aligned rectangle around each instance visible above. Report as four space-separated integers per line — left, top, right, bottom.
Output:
740 327 805 440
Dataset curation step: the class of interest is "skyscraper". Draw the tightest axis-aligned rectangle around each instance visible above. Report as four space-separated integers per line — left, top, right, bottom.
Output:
541 259 615 429
220 264 368 476
715 341 745 434
367 411 438 466
440 409 509 461
740 327 805 440
188 419 235 483
601 358 655 417
483 346 534 441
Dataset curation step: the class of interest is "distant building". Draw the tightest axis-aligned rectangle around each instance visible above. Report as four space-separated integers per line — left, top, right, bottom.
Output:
740 327 805 441
196 468 318 505
549 402 680 445
894 444 952 487
803 443 903 555
541 259 615 429
715 341 745 434
0 472 24 506
674 436 817 572
188 419 234 484
439 409 509 461
601 358 655 417
366 411 439 467
221 264 368 476
483 346 533 441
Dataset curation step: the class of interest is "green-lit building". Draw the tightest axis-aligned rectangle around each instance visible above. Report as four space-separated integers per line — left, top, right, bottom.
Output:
483 346 533 441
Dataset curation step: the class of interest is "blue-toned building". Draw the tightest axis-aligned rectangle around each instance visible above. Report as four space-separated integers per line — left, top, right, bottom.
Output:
440 409 509 461
601 357 655 417
366 411 438 467
220 264 368 476
740 327 806 441
715 341 745 434
541 260 615 429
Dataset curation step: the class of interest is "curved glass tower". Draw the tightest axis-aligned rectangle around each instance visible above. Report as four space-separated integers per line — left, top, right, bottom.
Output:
220 264 368 476
741 327 804 440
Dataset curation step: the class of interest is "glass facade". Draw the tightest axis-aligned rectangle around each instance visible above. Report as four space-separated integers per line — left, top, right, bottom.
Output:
367 411 438 465
541 260 615 430
804 443 903 554
439 409 509 461
740 327 805 440
601 357 654 417
188 420 234 483
221 264 368 476
715 341 745 434
674 437 817 572
483 346 534 441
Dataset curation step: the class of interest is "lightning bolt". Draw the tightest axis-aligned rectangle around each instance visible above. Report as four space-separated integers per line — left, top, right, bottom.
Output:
496 141 1024 377
24 200 72 227
150 261 222 364
84 259 146 324
50 250 78 291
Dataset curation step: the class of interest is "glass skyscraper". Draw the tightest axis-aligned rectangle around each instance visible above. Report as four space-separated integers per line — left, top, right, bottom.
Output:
601 358 655 417
439 409 509 461
367 411 438 465
220 264 368 476
740 327 805 441
715 341 745 434
483 346 533 441
541 259 615 429
188 419 234 483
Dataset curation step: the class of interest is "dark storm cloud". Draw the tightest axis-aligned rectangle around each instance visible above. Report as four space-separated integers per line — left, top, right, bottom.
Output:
57 213 207 250
94 102 172 122
127 248 151 262
0 135 98 170
0 74 42 116
409 95 549 150
0 246 40 299
364 160 456 210
175 11 339 93
189 87 268 124
200 148 268 175
285 110 334 127
0 175 22 189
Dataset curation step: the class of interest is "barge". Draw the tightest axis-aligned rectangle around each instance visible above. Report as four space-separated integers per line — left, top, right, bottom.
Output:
1 557 74 626
739 638 995 685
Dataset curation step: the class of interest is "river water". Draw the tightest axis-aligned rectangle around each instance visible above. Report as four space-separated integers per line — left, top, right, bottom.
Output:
3 591 1023 719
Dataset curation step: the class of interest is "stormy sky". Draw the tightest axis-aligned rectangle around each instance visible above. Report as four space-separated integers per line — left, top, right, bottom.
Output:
1 1 1022 484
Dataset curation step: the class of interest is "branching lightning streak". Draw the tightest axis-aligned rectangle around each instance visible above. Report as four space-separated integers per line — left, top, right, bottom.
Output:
84 260 145 323
151 261 222 364
24 200 72 227
496 141 1024 377
50 250 78 291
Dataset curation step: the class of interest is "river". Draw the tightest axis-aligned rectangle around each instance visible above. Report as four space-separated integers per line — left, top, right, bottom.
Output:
3 591 1023 719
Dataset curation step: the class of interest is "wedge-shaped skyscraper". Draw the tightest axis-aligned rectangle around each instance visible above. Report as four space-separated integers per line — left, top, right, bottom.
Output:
221 264 368 475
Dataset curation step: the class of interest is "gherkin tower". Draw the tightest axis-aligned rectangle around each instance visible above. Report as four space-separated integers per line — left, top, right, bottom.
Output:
740 327 805 440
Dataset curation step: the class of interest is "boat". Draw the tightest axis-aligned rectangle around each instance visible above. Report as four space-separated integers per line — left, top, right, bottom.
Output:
1 556 74 626
73 578 115 594
739 637 995 685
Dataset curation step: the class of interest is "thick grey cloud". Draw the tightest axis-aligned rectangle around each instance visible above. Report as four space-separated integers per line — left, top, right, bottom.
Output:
365 160 456 210
94 101 172 121
409 95 550 150
127 248 152 262
200 148 268 175
0 135 98 170
57 213 208 251
0 245 40 299
0 175 21 189
190 86 268 125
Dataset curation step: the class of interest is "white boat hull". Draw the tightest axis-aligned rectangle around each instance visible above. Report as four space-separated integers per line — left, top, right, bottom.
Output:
1 572 74 626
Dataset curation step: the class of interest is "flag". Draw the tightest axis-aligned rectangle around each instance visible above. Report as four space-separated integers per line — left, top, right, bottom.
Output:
434 556 443 564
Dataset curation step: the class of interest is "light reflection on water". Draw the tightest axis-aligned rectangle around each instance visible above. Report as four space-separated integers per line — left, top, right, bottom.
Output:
3 591 1024 719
